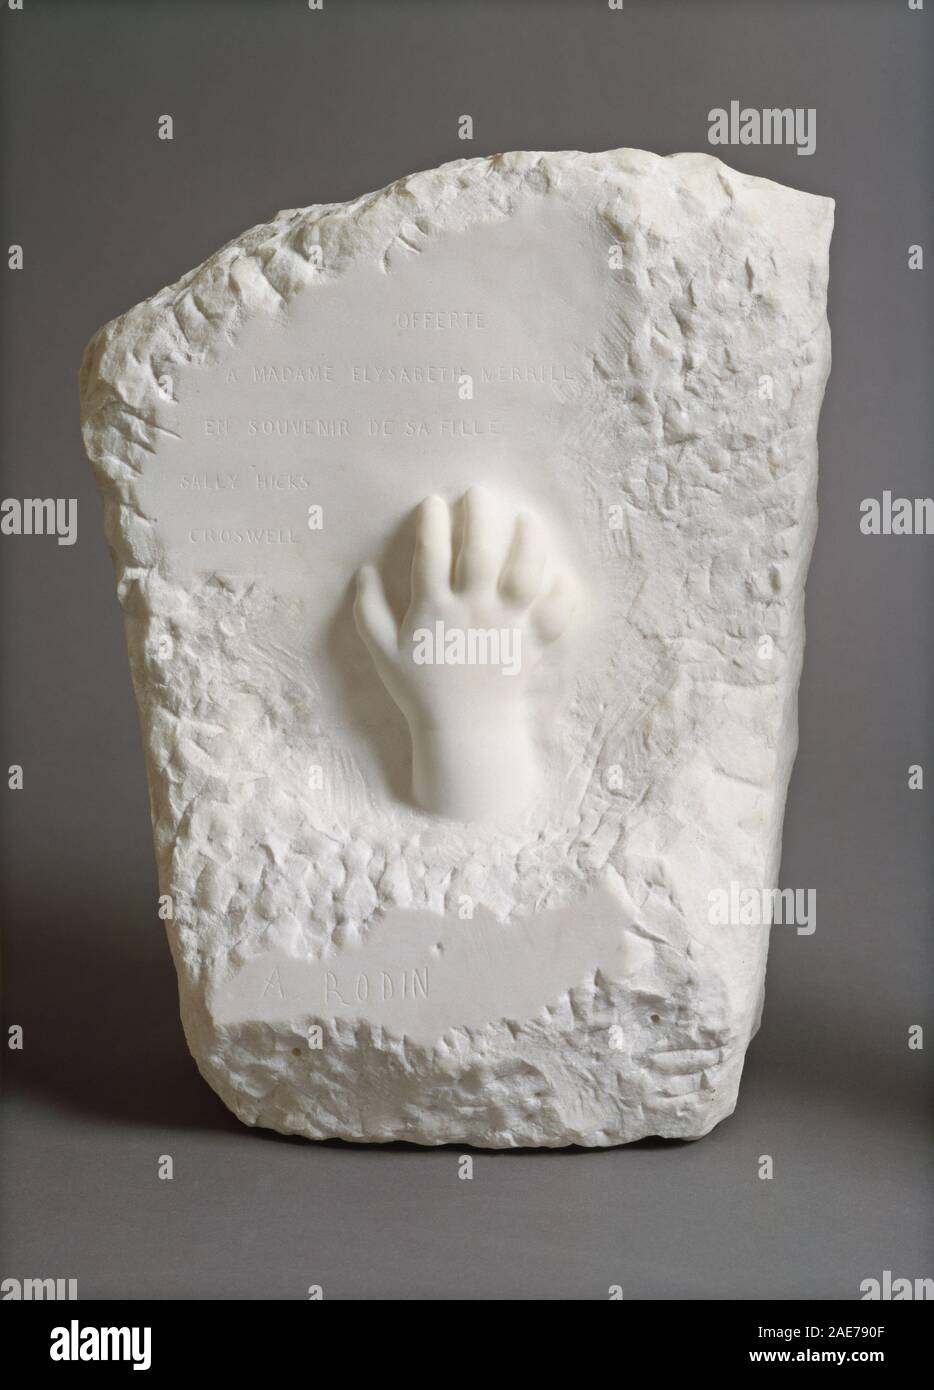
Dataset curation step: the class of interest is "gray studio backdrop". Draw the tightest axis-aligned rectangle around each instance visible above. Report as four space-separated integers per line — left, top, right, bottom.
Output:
2 0 931 1300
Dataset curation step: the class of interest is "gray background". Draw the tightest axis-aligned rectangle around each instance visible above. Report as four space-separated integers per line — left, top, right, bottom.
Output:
1 0 931 1300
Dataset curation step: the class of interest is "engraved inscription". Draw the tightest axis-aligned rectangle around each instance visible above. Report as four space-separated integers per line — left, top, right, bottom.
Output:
250 363 334 384
187 527 299 545
180 472 240 489
134 197 607 598
393 311 486 329
247 418 349 436
324 967 429 1006
211 878 652 1045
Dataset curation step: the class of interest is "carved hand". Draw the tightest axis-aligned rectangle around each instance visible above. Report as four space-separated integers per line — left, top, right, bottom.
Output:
354 486 573 820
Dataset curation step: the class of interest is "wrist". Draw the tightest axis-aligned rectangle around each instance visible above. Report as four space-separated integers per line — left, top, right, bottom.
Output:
410 714 536 821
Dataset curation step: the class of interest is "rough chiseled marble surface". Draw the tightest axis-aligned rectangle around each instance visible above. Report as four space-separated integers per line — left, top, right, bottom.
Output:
80 150 833 1146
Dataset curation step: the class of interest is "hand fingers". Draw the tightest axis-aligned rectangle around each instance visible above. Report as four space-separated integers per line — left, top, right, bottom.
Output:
410 495 452 604
353 565 398 659
530 573 575 645
454 485 500 593
498 510 545 609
